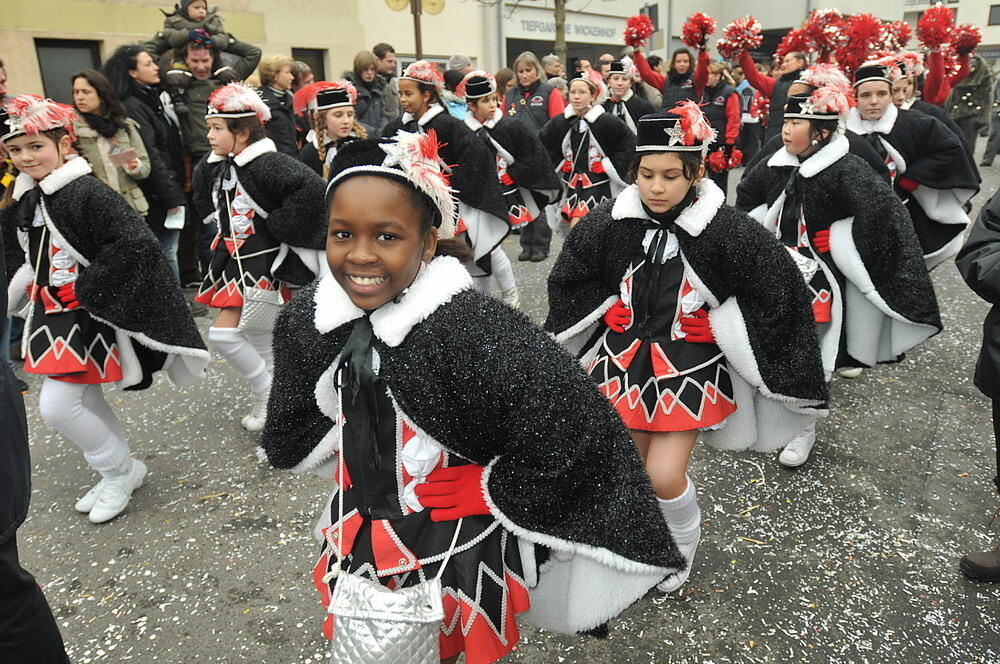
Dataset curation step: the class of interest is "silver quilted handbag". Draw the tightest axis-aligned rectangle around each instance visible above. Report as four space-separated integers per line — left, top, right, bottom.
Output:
223 188 283 333
326 374 463 663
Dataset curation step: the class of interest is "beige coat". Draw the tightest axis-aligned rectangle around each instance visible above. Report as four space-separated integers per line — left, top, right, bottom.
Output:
73 118 151 215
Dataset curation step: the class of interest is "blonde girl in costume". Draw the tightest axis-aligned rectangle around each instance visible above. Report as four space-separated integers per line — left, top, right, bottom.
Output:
295 81 367 179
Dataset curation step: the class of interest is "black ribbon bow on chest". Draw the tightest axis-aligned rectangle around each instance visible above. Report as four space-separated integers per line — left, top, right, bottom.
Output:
16 187 42 231
336 315 383 470
635 186 696 335
779 166 804 247
865 132 888 163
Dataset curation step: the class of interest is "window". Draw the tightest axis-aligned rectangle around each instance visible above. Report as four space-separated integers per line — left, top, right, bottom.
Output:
34 39 101 105
991 5 1000 25
292 48 326 82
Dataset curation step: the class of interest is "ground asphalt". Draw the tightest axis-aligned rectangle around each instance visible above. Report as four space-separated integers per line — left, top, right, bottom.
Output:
14 155 1000 664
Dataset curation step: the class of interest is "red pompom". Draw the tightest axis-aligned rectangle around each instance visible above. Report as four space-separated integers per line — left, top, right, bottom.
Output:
953 23 982 55
682 12 716 49
882 20 913 51
775 29 813 61
624 14 655 48
727 148 744 170
917 4 954 50
804 9 846 62
705 149 729 173
942 44 963 78
717 16 763 60
834 13 886 77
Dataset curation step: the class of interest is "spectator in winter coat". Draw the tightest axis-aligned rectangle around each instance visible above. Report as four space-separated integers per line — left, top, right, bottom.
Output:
104 44 188 281
955 192 1000 583
373 42 400 125
542 53 564 78
257 54 298 156
345 50 387 137
71 69 152 215
946 54 994 156
737 50 808 143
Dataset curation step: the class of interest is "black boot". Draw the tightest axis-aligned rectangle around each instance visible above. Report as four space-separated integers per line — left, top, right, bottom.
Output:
960 544 1000 581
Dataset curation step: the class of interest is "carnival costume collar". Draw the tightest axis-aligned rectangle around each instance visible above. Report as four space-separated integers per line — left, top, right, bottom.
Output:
845 103 898 136
205 137 277 165
766 133 850 178
401 103 445 128
611 178 724 238
562 103 605 123
12 154 92 201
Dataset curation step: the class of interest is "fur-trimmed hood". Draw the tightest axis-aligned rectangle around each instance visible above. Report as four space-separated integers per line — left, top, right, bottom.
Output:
611 178 725 238
766 133 850 178
12 155 92 201
314 256 474 347
206 137 277 165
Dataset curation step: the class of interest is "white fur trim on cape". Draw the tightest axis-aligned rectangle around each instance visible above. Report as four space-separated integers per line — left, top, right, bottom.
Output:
553 294 619 357
13 155 92 201
562 104 606 124
205 137 277 165
400 103 446 128
611 179 725 238
708 296 826 412
765 134 849 178
922 231 967 270
6 263 32 316
481 456 675 633
701 372 819 453
313 256 474 347
458 201 510 263
846 104 898 136
828 218 938 364
910 185 973 226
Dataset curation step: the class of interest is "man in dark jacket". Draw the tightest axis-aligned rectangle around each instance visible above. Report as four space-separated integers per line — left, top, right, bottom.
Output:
0 230 71 662
956 193 1000 583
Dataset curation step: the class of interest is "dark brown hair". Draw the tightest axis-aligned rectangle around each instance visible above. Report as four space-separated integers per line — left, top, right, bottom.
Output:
71 69 129 131
669 48 694 74
224 116 267 144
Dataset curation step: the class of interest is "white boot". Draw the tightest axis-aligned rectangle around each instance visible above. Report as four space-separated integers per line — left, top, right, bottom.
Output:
75 480 107 513
501 287 521 310
837 367 863 379
778 422 817 468
88 458 148 524
241 385 270 432
656 477 701 593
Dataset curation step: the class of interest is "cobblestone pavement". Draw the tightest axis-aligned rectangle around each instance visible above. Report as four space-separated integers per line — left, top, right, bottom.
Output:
14 160 1000 664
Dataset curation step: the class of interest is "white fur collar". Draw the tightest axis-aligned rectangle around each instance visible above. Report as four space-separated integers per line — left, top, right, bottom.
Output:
612 89 634 103
463 108 502 132
313 256 474 347
401 103 445 128
206 138 277 164
562 104 605 124
12 155 92 201
611 178 725 238
846 104 897 136
901 98 915 110
765 133 849 178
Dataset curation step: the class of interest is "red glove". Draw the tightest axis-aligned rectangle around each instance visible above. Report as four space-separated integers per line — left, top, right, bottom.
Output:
499 173 515 186
560 159 573 173
414 465 490 522
590 159 606 174
811 229 831 254
897 176 919 193
603 298 632 333
679 308 714 343
54 283 80 310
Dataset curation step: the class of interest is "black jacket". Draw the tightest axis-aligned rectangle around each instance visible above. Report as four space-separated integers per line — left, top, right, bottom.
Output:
123 83 186 226
957 193 1000 399
2 157 209 390
261 256 682 633
603 91 655 135
538 106 636 188
737 135 942 370
546 179 828 452
259 86 299 157
0 222 30 546
909 99 981 183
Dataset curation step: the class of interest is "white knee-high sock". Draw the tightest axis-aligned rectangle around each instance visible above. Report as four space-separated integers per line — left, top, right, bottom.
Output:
490 247 516 293
208 327 271 394
39 378 132 478
82 383 126 442
243 330 274 374
657 476 701 590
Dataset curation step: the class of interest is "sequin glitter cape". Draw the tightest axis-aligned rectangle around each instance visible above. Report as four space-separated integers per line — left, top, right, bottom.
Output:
192 138 329 284
260 256 682 634
545 179 829 452
2 157 208 390
737 134 942 372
